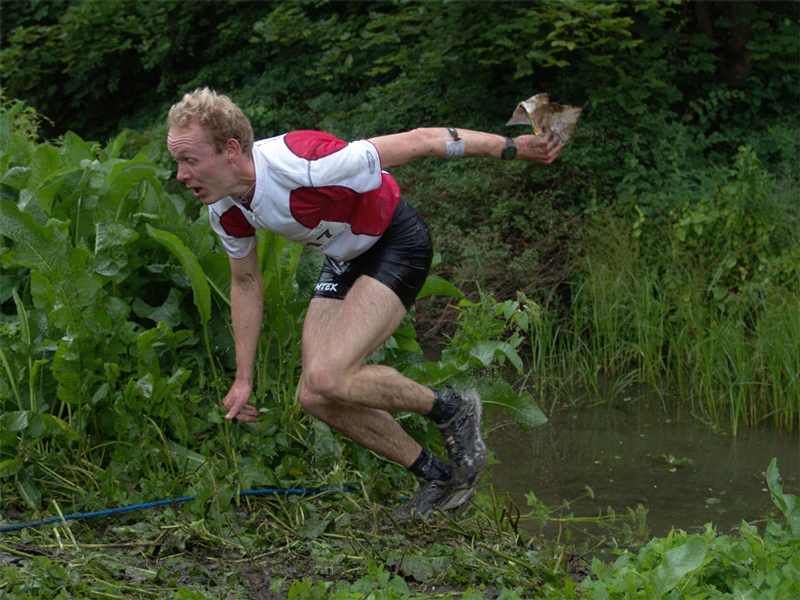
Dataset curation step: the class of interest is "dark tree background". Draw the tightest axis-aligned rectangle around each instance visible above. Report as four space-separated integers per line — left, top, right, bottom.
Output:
2 0 797 300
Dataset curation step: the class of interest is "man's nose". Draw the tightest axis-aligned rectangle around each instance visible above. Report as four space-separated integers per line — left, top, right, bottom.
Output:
176 164 190 181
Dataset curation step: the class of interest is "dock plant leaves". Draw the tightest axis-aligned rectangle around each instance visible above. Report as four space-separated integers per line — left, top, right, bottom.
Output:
146 224 211 327
650 536 707 596
0 200 70 274
475 378 548 430
767 458 800 539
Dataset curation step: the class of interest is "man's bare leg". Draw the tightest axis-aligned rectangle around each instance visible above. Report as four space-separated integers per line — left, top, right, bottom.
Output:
298 275 486 520
298 275 434 468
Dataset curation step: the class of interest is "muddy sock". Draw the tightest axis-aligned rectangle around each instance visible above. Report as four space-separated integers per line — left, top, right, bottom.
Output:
408 448 452 482
427 389 459 425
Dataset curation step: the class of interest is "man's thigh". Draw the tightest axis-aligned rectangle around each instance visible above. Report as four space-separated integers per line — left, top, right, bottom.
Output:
302 275 408 371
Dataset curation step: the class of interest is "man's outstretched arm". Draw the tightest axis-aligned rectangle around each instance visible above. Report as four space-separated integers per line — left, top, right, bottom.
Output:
368 128 562 170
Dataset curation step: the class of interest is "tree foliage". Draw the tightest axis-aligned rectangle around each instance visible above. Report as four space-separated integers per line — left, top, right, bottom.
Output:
2 1 796 142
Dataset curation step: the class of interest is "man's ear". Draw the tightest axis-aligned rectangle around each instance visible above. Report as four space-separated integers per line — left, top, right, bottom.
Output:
225 138 241 162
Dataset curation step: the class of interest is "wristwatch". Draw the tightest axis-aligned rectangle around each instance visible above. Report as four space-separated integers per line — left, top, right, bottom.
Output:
501 137 516 160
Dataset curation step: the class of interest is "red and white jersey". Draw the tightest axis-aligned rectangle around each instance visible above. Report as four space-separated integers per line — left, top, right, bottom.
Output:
208 131 402 262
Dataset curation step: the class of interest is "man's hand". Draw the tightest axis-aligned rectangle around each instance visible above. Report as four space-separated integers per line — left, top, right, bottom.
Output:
515 134 563 165
223 379 260 422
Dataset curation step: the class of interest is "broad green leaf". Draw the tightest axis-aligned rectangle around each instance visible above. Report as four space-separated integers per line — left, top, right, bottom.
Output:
15 472 42 510
98 157 163 217
136 322 172 378
27 144 61 190
30 173 67 216
136 373 154 399
294 252 325 301
30 245 104 335
53 339 83 406
312 419 339 472
0 410 78 441
0 201 70 274
61 132 98 167
477 379 548 430
651 536 707 596
133 288 182 328
168 441 207 472
393 554 433 583
2 166 30 190
469 340 524 372
402 360 463 388
0 411 30 432
468 340 504 367
101 131 127 161
417 274 464 300
767 458 800 539
95 220 139 252
25 412 50 439
199 252 233 305
147 225 211 326
0 104 13 153
0 458 23 478
387 574 411 595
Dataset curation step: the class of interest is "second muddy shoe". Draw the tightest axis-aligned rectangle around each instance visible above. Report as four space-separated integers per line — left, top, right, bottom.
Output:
393 476 475 522
435 388 487 487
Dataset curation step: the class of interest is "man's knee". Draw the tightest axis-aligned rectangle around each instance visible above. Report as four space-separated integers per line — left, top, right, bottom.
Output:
298 363 348 411
297 383 322 416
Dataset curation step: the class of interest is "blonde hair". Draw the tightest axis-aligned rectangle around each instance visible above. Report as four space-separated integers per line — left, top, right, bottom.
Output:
168 87 254 156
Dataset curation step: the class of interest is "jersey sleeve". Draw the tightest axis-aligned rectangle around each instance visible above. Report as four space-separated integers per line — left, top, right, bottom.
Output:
209 199 258 260
282 131 383 192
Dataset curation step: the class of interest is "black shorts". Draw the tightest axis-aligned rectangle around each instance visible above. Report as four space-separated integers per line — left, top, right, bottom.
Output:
312 199 433 310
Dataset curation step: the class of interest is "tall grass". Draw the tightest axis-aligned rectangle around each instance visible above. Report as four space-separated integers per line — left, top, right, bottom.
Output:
518 143 800 433
527 226 798 434
753 294 800 430
529 263 799 433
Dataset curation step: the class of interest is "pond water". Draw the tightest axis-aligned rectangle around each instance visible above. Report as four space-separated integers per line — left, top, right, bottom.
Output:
485 397 799 545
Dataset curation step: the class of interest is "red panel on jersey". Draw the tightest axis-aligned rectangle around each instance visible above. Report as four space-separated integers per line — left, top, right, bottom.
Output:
219 206 256 238
290 174 401 236
284 130 348 160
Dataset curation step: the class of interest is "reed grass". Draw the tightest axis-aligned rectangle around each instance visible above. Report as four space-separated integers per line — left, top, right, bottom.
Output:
526 225 799 433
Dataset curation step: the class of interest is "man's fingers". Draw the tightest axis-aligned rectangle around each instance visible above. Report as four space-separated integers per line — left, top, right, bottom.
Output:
224 398 246 420
233 412 259 423
225 401 259 422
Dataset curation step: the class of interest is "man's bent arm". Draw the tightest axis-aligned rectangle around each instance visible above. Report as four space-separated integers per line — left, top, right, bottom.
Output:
224 249 263 422
368 128 562 170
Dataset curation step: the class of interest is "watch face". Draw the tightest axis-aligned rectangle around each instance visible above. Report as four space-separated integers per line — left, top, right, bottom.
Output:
502 139 516 160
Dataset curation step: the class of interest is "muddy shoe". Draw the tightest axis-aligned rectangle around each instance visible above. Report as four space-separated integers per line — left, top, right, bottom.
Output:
393 477 475 522
435 389 488 487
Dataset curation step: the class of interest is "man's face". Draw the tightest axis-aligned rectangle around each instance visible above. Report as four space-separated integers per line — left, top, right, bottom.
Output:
167 122 234 205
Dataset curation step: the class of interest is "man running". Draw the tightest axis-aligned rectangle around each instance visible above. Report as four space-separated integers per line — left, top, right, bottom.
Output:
167 88 562 519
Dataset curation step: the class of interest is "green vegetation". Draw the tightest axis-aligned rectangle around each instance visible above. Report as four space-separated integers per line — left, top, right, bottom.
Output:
528 144 800 432
0 105 543 512
1 1 798 597
1 461 797 599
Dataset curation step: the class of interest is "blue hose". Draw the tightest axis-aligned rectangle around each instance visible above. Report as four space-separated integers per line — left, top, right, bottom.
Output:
0 487 353 533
